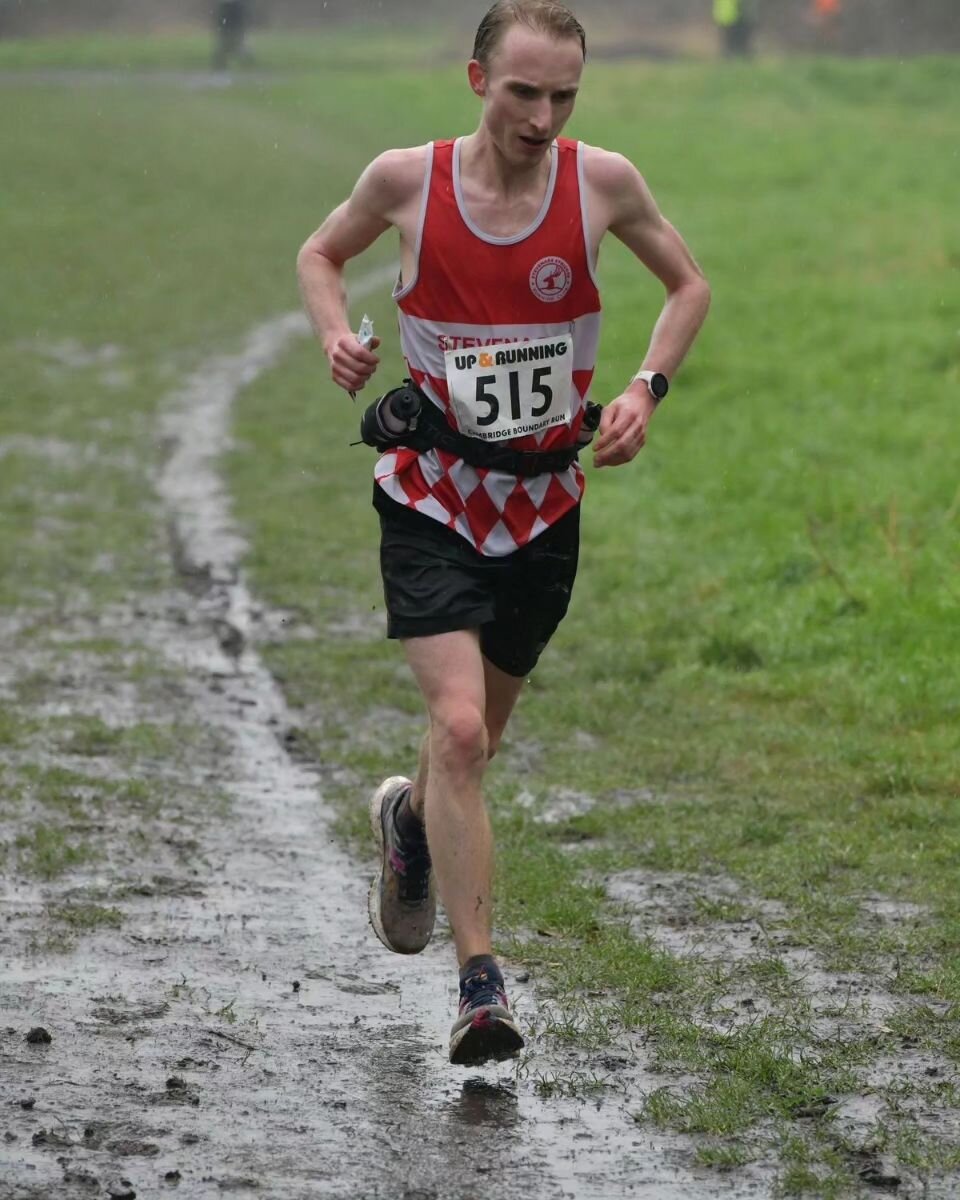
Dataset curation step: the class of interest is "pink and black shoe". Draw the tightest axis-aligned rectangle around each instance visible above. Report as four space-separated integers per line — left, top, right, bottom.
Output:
449 960 524 1066
368 776 436 955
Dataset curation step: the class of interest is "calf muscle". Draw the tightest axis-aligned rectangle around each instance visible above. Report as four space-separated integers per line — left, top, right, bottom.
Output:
403 632 522 964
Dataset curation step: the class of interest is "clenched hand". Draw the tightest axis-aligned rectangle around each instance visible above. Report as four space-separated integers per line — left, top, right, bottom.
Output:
325 332 382 394
592 389 657 468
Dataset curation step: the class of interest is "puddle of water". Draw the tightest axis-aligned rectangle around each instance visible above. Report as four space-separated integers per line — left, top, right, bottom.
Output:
859 895 928 923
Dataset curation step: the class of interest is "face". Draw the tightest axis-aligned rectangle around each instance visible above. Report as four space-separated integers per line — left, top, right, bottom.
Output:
468 24 584 165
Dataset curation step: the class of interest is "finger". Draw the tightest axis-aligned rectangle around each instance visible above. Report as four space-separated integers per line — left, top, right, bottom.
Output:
334 368 370 392
593 439 622 467
596 423 637 458
594 406 624 451
594 428 645 467
593 426 621 456
595 447 630 468
342 347 380 370
334 366 370 391
600 437 644 467
336 333 380 365
594 447 623 468
336 353 380 387
339 352 378 376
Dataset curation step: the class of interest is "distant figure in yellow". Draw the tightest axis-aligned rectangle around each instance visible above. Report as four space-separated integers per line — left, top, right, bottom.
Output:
714 0 755 58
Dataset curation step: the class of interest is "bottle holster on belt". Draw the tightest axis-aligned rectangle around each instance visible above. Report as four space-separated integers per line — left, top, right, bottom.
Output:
361 380 598 479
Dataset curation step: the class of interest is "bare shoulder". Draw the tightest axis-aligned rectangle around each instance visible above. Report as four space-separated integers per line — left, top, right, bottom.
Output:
581 143 658 229
581 144 638 190
356 144 430 213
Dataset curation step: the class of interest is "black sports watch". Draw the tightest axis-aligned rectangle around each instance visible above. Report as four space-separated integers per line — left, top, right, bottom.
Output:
633 370 669 404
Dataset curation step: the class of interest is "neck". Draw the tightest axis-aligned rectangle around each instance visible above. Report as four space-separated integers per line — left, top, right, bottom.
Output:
460 127 552 197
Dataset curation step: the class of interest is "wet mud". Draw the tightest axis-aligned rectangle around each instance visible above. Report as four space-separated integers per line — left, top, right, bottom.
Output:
6 294 957 1196
1 293 779 1198
605 869 950 1043
607 871 960 1195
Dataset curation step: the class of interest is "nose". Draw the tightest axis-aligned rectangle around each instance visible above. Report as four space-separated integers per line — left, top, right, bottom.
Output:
529 98 551 135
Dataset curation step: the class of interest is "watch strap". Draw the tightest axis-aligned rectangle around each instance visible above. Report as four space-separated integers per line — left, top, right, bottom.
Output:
631 369 669 403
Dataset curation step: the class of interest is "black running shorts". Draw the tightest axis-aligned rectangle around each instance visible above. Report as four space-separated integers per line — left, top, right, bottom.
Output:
374 487 580 678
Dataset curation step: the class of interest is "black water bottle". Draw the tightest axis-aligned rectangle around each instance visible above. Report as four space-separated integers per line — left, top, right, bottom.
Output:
359 383 422 449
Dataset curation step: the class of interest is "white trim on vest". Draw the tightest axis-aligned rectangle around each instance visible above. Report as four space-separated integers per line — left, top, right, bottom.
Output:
393 143 435 302
452 137 560 247
576 141 601 290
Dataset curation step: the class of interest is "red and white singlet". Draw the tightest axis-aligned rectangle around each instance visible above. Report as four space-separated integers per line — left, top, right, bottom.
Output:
374 136 602 558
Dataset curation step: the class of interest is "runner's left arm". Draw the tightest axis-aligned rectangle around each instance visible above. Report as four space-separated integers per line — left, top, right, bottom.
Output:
586 150 711 468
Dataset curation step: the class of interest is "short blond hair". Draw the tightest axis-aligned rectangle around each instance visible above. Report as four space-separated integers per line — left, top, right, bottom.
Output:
473 0 587 70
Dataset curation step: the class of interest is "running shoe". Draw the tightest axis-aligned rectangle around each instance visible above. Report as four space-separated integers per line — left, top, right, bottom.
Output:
449 964 524 1066
368 776 436 955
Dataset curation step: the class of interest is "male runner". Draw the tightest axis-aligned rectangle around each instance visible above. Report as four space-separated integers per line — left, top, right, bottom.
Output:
297 0 710 1066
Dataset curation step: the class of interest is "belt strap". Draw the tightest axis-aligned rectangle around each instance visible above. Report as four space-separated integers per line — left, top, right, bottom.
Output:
386 383 581 478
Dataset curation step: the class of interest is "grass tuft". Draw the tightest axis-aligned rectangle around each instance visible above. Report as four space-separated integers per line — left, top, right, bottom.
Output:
15 824 93 879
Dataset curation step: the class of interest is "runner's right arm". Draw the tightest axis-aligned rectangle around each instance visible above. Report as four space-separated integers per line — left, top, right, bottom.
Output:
297 149 422 394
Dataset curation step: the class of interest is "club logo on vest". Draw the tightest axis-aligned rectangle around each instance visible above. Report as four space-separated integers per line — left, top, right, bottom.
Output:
529 256 573 303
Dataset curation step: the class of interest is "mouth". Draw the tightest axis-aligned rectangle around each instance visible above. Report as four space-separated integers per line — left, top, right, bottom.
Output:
518 134 550 150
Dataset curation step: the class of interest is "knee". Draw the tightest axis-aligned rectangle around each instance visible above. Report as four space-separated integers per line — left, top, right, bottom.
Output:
431 704 488 769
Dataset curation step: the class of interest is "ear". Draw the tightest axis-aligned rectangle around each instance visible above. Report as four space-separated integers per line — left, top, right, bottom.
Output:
467 59 487 98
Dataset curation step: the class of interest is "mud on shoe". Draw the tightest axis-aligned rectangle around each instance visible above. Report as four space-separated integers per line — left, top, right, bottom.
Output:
368 776 436 954
449 961 524 1066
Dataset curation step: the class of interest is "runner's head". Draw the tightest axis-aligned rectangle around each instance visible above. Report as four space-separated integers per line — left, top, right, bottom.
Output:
469 1 586 164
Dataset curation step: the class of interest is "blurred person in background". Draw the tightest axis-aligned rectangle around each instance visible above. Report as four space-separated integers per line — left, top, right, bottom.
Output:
713 0 757 57
297 0 710 1067
212 0 249 70
812 0 842 48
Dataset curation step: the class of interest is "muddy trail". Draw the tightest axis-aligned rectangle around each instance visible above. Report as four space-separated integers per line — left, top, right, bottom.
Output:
4 291 958 1198
0 289 788 1200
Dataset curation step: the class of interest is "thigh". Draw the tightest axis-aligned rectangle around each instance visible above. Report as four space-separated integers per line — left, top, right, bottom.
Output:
481 504 581 678
404 634 522 766
403 629 487 718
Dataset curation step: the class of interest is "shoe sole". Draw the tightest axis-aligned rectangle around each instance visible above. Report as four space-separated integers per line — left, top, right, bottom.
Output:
449 1006 525 1067
367 775 433 955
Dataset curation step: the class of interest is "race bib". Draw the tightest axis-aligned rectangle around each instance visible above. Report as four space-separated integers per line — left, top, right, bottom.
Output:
444 334 574 443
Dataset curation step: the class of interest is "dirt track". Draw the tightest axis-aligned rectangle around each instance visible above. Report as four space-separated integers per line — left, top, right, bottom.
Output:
0 283 789 1199
4 271 960 1198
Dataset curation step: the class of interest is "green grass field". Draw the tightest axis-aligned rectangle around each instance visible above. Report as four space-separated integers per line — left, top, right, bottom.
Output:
2 31 959 1195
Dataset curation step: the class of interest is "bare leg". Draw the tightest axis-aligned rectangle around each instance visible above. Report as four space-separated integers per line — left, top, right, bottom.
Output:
409 653 524 819
482 653 528 755
409 731 430 819
403 633 525 965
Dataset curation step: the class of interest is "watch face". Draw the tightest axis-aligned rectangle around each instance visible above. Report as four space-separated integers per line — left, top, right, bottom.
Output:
650 372 669 400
